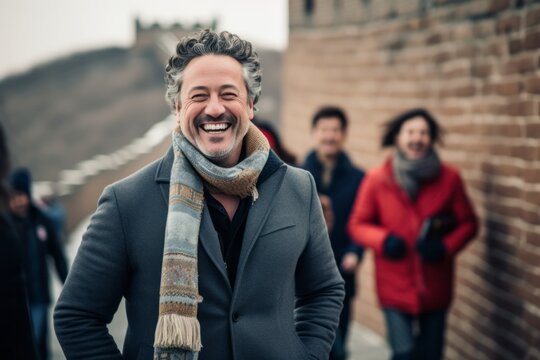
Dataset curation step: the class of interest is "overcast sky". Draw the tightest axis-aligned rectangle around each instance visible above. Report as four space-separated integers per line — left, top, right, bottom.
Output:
0 0 288 80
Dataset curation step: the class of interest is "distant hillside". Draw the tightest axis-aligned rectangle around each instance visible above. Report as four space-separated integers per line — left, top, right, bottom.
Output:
0 45 282 182
0 47 170 181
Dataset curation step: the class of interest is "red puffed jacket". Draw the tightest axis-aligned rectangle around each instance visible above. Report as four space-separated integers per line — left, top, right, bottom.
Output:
347 158 478 314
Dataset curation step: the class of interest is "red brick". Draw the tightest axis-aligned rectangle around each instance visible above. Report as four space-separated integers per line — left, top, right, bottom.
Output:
524 30 540 51
494 80 522 96
509 38 524 54
526 7 540 27
433 51 452 64
485 39 507 56
517 246 540 266
504 100 536 116
472 63 493 78
523 167 540 183
525 77 540 94
502 55 536 75
525 123 540 138
490 0 512 12
523 190 540 206
496 13 522 34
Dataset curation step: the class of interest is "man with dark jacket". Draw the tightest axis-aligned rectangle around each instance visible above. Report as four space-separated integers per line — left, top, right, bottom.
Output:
9 167 68 360
303 106 364 360
54 29 344 360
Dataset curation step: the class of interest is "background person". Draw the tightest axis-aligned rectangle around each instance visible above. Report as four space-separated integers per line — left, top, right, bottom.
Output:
0 123 37 360
347 108 478 360
303 106 365 360
253 117 297 165
9 167 68 360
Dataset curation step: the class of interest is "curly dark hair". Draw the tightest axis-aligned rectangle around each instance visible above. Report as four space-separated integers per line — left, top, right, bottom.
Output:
165 29 262 112
311 106 348 130
381 108 443 148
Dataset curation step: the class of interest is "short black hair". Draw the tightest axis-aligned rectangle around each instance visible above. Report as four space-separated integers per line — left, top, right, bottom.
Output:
381 108 443 148
311 106 348 130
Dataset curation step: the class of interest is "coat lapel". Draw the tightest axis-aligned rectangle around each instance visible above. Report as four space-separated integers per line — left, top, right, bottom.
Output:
235 166 287 288
154 146 230 285
155 146 174 207
199 206 230 285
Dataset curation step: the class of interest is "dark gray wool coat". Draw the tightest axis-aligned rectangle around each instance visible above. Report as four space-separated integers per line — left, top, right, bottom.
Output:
54 148 345 360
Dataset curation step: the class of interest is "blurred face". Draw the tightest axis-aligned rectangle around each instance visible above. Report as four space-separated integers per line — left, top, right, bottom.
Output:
9 191 30 217
176 54 254 167
312 117 346 159
396 117 432 160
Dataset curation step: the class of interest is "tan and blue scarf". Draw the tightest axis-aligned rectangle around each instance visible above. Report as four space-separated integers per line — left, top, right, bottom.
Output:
154 122 269 359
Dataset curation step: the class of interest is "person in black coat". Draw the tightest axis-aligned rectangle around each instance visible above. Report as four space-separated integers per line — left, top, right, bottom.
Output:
0 123 37 359
303 106 365 360
9 167 68 360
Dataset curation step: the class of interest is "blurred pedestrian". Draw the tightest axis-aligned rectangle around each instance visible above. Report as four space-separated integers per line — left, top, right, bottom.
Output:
303 106 365 360
253 118 297 165
9 167 68 360
0 123 37 359
347 108 478 360
38 184 67 242
54 29 344 360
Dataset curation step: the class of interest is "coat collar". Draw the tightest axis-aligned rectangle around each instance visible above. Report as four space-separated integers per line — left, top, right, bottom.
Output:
153 146 287 288
303 150 354 176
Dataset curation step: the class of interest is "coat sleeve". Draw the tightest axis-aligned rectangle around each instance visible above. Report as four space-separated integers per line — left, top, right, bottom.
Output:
294 174 345 360
347 173 389 256
54 186 128 359
443 174 478 256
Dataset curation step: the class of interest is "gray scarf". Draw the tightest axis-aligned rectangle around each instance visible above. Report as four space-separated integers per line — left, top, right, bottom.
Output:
392 149 441 200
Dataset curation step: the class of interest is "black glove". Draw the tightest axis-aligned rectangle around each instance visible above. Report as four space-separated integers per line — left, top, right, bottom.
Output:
416 238 446 263
383 234 407 260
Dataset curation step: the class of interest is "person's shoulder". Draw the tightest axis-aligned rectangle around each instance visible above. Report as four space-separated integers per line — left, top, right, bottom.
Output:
279 165 317 197
365 162 388 180
439 162 464 183
350 163 365 179
283 164 313 183
107 156 164 196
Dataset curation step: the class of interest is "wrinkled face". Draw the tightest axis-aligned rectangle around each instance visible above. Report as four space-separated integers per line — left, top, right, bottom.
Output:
312 117 346 159
9 191 30 217
176 54 254 167
396 117 433 160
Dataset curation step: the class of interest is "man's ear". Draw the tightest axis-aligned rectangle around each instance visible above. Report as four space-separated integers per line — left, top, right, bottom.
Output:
175 103 181 125
248 98 254 120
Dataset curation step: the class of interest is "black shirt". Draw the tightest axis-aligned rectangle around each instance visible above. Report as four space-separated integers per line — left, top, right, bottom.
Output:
205 190 251 288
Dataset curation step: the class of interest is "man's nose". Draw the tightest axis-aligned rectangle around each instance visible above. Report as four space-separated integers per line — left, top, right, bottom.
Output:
204 95 226 118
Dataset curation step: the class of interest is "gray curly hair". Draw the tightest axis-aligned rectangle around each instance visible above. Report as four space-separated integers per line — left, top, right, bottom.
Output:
165 29 262 112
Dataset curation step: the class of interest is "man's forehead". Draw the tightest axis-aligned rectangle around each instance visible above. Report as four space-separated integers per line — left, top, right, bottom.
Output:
181 55 245 92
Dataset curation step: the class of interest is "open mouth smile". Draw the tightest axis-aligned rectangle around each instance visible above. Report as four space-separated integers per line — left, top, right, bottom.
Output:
200 123 232 133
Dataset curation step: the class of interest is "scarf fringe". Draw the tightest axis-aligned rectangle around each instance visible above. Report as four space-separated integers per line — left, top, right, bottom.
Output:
154 314 202 351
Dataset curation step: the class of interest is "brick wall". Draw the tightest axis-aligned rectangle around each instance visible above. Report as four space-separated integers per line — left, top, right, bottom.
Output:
283 0 540 359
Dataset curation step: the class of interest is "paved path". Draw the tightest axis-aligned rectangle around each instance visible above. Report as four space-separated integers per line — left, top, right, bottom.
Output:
50 219 389 359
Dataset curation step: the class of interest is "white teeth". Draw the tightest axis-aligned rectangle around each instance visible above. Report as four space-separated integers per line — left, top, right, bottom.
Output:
202 123 229 131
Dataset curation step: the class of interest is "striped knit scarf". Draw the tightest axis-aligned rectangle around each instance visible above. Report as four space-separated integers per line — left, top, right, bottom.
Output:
153 122 269 359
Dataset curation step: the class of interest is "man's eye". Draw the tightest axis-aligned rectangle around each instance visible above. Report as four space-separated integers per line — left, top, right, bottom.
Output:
222 93 237 100
192 94 207 101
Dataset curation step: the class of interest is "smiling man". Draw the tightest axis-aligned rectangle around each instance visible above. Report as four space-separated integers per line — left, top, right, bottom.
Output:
54 29 344 360
347 109 478 360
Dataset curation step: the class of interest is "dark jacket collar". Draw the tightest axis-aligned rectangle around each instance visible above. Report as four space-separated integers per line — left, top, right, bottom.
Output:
155 146 284 185
303 150 354 176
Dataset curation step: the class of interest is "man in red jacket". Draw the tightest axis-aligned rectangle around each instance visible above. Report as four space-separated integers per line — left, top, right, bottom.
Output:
347 108 477 360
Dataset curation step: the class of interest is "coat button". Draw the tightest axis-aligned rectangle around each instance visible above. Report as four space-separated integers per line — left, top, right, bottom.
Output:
232 312 239 322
